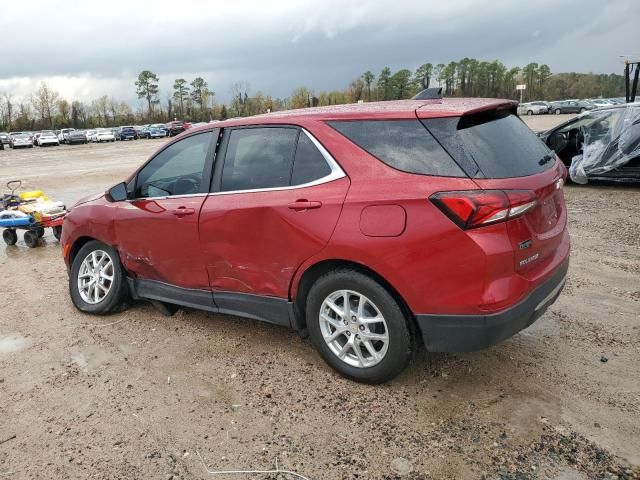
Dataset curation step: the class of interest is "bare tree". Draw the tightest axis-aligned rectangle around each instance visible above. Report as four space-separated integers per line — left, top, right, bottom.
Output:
30 83 59 128
0 92 13 131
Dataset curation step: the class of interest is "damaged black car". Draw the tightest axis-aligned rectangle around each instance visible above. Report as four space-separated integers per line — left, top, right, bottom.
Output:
538 103 640 183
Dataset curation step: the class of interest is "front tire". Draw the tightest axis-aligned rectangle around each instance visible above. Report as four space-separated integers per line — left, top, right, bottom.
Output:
3 229 18 246
306 269 413 384
527 110 533 116
555 108 561 115
69 240 129 314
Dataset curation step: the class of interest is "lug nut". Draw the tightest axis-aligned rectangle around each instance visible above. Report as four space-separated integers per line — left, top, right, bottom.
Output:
355 334 360 340
351 316 356 321
359 325 365 331
346 331 351 336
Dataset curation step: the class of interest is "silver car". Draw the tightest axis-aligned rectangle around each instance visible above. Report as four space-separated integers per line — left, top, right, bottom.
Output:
518 102 549 115
10 133 34 149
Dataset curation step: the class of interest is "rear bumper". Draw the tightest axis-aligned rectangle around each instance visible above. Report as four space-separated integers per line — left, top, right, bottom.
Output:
415 258 569 352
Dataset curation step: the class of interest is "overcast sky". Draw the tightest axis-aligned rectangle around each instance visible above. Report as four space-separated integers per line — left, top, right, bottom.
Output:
0 0 637 105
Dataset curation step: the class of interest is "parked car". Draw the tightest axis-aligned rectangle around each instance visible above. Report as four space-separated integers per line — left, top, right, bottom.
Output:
37 130 60 146
147 125 166 138
9 133 34 148
61 98 570 383
58 128 76 143
91 129 116 143
134 126 149 139
85 130 97 141
0 132 10 146
66 130 89 145
165 120 186 137
118 126 138 141
518 102 548 115
538 102 640 183
549 100 593 114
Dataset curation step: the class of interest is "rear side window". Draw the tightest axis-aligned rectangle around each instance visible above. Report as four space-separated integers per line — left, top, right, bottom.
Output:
292 132 332 185
422 110 553 178
221 127 298 191
219 127 336 191
327 120 465 177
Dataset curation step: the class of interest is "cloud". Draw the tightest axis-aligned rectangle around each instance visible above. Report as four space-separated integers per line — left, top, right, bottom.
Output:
0 0 636 104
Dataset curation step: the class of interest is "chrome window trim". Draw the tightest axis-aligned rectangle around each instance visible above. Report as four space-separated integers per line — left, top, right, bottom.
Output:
209 128 345 196
126 128 345 202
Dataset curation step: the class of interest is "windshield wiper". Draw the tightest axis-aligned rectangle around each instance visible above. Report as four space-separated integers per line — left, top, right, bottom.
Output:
539 153 554 166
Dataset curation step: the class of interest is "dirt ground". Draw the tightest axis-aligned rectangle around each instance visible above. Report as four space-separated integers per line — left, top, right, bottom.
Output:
0 116 638 480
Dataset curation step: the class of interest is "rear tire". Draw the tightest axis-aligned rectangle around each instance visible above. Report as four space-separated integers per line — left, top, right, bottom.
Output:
527 110 533 116
555 108 561 115
69 240 129 314
23 230 39 248
36 227 45 238
3 229 18 246
306 269 413 384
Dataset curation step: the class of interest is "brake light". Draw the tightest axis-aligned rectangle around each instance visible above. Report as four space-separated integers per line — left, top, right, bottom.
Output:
430 190 537 229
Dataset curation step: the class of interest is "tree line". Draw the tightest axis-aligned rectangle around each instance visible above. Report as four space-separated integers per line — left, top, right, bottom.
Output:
0 58 626 132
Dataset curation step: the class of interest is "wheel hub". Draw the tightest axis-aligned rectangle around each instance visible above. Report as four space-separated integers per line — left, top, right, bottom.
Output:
319 289 390 369
77 249 114 305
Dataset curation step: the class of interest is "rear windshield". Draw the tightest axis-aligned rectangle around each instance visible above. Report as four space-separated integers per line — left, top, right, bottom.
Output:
327 120 465 177
421 110 554 178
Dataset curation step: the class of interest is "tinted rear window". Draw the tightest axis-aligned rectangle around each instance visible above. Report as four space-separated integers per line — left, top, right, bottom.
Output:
422 110 553 178
327 120 465 177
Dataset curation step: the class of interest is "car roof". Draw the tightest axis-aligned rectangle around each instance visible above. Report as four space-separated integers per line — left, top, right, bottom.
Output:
187 98 517 134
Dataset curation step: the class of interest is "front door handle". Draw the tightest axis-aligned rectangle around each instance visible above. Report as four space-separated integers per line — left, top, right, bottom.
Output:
172 207 195 217
287 199 322 211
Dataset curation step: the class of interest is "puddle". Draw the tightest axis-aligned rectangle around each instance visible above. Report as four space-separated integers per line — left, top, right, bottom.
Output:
0 334 31 354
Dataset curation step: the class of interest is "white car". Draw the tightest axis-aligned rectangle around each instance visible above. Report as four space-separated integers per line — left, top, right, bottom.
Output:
58 128 75 143
37 130 60 146
91 129 116 143
85 129 97 141
519 102 548 115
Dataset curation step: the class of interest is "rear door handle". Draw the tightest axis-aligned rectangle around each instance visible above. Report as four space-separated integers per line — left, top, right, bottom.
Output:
287 200 322 211
172 207 195 217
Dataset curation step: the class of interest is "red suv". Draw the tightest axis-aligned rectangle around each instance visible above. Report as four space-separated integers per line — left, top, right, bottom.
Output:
61 98 570 383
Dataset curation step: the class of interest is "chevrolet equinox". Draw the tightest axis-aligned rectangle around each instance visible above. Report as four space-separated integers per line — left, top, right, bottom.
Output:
62 98 570 383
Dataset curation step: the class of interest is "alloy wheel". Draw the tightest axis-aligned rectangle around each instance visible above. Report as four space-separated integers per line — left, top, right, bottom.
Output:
77 250 114 304
319 290 389 368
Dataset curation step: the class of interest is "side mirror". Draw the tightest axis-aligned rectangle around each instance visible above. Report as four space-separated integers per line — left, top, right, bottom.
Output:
107 182 128 202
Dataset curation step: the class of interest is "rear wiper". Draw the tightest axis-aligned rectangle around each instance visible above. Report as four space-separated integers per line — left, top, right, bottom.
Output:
539 153 554 166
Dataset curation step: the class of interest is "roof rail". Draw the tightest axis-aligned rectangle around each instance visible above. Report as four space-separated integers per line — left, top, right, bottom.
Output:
412 87 443 100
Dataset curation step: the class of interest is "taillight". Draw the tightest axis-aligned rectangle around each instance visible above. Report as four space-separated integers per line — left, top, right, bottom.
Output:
430 189 537 229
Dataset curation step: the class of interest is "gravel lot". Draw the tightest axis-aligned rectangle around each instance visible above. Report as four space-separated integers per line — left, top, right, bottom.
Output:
0 116 639 480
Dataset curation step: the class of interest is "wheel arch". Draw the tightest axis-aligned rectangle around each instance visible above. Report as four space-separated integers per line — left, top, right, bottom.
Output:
292 259 415 332
69 236 97 264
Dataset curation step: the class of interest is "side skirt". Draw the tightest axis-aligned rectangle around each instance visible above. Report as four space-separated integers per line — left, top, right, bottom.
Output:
128 278 295 328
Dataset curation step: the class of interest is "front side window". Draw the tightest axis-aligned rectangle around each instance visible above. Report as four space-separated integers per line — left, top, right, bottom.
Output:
135 132 211 198
220 127 298 191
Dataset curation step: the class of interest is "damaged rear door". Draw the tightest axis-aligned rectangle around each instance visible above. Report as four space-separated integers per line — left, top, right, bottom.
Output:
198 125 349 323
